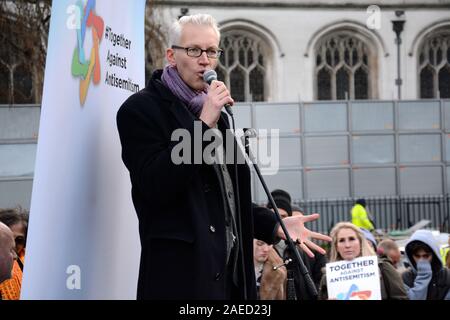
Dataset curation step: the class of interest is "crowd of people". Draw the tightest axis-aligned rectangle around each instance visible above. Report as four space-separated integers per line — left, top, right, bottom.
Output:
0 206 28 300
1 196 448 300
253 190 450 300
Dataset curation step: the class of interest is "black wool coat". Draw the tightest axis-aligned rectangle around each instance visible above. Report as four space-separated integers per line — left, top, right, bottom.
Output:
117 70 277 300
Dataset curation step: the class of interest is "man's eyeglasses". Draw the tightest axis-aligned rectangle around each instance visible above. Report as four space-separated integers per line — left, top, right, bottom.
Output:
171 45 223 58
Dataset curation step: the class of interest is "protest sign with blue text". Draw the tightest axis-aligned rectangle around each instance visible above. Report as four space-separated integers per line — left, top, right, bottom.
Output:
326 256 381 300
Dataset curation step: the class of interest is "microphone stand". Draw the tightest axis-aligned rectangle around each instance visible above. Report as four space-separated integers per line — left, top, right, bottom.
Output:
242 128 318 300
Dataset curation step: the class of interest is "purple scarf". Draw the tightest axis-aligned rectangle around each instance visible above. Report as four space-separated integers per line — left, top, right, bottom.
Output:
161 65 207 117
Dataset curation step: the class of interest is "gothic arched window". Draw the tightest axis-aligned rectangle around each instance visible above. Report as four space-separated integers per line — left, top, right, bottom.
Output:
218 30 271 102
418 29 450 99
315 31 376 100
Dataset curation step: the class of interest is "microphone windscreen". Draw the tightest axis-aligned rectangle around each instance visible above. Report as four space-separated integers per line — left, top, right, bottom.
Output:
203 70 217 85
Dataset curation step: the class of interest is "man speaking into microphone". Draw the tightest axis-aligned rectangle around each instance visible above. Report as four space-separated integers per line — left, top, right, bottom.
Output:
116 13 330 300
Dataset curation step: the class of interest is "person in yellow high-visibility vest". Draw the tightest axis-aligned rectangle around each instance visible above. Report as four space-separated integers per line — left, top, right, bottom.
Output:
351 199 375 231
440 234 450 267
445 250 450 268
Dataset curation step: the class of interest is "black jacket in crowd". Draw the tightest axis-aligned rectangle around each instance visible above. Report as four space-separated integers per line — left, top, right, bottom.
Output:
281 243 327 300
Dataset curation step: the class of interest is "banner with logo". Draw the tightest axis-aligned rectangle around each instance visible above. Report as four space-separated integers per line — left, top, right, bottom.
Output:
21 0 145 299
325 256 381 300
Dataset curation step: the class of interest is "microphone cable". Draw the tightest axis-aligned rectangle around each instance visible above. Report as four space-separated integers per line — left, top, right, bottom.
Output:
228 111 247 300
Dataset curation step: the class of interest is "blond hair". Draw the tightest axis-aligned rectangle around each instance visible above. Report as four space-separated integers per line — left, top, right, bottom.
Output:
169 13 220 46
329 222 375 262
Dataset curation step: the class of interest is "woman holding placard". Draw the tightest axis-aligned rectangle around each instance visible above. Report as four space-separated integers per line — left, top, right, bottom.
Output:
318 222 408 300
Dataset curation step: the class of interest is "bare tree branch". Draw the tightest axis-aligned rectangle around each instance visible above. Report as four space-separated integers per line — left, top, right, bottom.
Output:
0 0 50 104
0 0 166 104
145 0 168 80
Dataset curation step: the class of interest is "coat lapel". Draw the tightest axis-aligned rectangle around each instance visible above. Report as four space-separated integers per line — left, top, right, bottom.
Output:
150 77 197 130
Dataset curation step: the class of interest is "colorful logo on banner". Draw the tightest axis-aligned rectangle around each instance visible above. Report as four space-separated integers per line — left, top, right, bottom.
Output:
71 0 104 106
336 284 372 300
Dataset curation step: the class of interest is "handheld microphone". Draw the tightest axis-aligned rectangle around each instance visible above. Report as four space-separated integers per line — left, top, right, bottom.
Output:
203 70 233 116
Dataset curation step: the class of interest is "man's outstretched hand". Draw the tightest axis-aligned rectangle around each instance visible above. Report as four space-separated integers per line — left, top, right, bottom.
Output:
277 214 332 258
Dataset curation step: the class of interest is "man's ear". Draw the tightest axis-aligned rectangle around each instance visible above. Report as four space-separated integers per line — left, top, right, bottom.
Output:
166 48 176 66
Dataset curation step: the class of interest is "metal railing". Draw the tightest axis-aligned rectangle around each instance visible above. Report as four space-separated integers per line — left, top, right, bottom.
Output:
292 195 450 234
